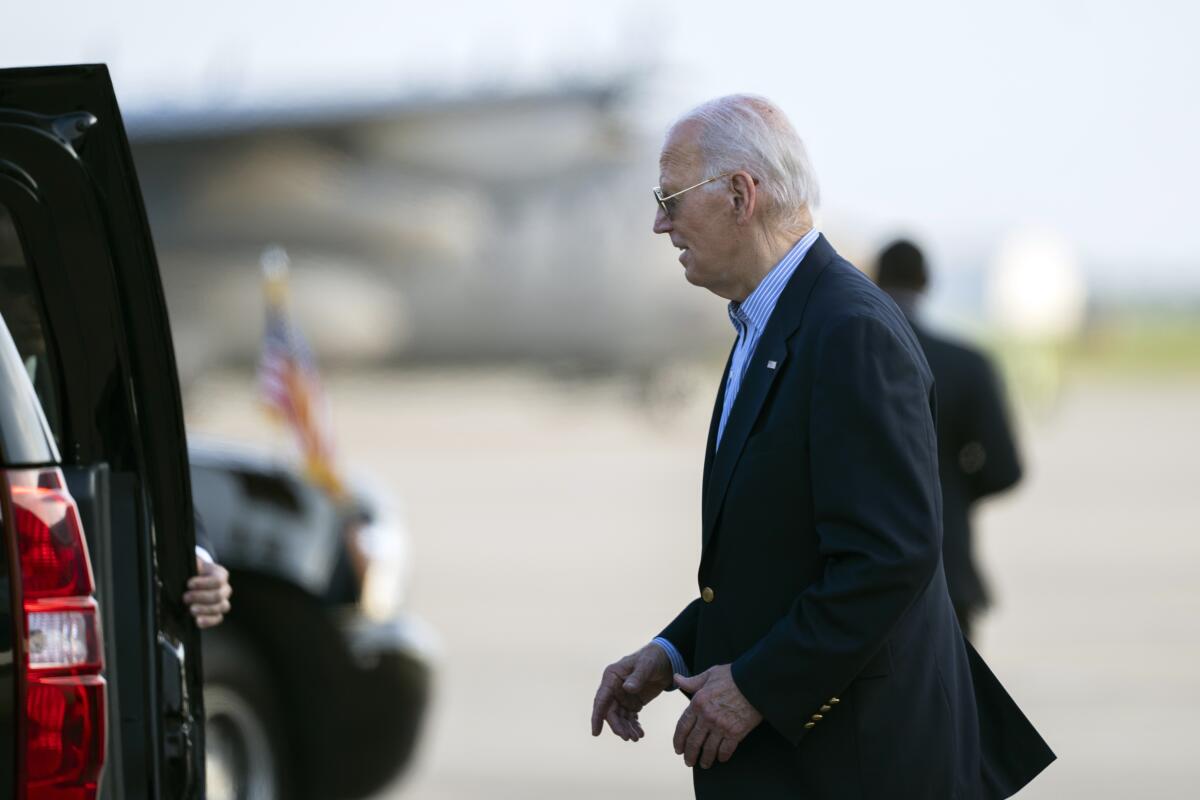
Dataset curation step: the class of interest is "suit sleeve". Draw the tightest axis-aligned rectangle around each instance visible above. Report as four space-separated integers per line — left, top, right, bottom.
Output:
657 598 701 674
731 314 943 745
963 357 1022 501
194 509 215 562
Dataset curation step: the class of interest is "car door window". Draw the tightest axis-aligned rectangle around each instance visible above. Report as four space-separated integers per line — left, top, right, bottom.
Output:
0 203 63 447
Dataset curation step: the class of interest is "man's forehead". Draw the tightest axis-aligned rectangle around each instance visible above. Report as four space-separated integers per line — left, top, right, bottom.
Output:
659 121 702 175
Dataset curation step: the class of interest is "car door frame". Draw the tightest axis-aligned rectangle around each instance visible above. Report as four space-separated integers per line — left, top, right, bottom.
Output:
0 63 205 799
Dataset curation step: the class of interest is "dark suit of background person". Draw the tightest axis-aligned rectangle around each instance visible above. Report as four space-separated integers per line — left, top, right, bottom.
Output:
657 234 1053 799
875 240 1023 639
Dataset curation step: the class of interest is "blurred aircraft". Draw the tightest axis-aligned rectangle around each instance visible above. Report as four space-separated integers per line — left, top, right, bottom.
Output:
126 80 732 382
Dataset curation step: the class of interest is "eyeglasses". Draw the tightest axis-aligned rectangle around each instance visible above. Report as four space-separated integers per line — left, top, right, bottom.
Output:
652 172 733 217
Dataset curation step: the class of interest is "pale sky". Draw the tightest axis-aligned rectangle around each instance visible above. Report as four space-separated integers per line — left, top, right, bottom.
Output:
7 0 1200 294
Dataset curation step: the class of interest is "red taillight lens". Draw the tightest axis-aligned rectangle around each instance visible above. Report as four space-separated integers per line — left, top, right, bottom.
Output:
24 677 106 798
10 472 94 599
4 468 106 800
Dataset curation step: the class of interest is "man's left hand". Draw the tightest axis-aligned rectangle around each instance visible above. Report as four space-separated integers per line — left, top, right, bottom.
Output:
673 664 763 769
183 556 232 629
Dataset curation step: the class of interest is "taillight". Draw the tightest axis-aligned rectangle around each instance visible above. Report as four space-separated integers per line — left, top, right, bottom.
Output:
4 468 106 800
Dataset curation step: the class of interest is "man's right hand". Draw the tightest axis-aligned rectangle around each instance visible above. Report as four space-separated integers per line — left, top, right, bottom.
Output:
591 643 674 741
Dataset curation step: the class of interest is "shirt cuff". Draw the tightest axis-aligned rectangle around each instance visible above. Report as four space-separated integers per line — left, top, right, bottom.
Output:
651 636 689 690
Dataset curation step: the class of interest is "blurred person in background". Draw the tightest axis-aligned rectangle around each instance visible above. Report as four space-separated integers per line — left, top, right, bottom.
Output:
590 94 1053 799
875 240 1023 640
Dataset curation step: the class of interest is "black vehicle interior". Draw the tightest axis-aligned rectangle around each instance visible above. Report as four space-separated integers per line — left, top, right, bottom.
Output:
0 204 62 440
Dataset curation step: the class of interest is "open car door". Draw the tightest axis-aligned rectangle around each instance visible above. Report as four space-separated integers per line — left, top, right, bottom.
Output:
0 64 205 798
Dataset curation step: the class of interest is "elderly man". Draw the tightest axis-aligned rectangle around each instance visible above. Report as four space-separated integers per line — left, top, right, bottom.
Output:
590 95 1053 799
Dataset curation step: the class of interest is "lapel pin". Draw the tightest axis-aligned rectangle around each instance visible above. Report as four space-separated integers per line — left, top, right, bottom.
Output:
767 360 778 370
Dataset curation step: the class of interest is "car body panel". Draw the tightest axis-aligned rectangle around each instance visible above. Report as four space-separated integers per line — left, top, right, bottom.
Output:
188 440 345 598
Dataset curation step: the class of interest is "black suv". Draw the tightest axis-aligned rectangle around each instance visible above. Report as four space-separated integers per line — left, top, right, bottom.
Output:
1 65 207 798
2 65 432 799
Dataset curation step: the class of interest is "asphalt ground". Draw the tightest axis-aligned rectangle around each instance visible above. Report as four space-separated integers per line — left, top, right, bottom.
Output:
186 368 1200 799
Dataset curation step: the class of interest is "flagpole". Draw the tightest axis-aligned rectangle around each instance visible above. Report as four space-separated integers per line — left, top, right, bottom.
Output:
256 245 346 501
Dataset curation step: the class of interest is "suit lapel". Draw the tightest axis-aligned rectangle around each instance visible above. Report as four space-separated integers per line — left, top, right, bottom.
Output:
701 234 836 549
701 347 733 506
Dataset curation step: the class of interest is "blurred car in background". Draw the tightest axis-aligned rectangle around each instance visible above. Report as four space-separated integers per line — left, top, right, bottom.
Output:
189 438 435 800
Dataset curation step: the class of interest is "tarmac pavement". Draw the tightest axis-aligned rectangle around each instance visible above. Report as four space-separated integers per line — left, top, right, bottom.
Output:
187 368 1200 799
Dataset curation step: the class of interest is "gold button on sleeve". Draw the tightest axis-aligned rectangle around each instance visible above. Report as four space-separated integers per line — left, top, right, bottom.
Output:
829 697 840 704
811 714 823 721
804 722 816 729
820 705 832 712
701 587 715 603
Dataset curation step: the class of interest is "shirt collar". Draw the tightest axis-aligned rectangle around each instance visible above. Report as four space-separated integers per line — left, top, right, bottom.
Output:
728 228 820 335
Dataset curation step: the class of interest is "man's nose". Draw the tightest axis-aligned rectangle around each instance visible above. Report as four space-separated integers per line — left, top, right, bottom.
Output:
653 206 671 234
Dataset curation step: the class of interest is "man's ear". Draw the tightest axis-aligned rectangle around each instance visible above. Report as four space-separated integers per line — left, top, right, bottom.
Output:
729 171 757 225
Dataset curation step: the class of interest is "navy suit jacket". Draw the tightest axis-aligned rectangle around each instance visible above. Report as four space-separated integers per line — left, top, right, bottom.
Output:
660 235 1053 799
911 323 1022 612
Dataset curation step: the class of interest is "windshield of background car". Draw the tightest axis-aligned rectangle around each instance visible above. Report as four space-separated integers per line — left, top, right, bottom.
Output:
0 202 64 454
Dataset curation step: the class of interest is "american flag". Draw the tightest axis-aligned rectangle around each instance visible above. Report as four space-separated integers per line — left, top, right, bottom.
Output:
257 246 344 498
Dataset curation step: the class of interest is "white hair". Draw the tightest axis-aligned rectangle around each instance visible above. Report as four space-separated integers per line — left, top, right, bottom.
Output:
675 94 820 224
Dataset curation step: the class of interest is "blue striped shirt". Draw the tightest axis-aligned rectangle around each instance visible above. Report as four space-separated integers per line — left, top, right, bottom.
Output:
717 228 820 447
652 229 820 679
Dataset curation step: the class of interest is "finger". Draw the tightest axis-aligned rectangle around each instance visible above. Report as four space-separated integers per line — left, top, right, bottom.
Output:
628 710 644 741
616 704 644 739
592 669 623 736
186 575 224 590
186 576 232 596
674 672 706 694
183 589 225 605
606 706 637 741
191 599 230 617
616 707 644 741
699 733 723 769
591 684 613 736
673 706 698 754
184 592 231 610
604 707 627 739
194 561 227 578
194 614 224 628
717 737 739 763
683 720 710 768
623 650 658 693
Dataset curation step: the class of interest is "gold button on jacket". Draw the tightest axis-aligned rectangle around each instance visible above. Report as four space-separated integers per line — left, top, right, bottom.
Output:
701 587 715 603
